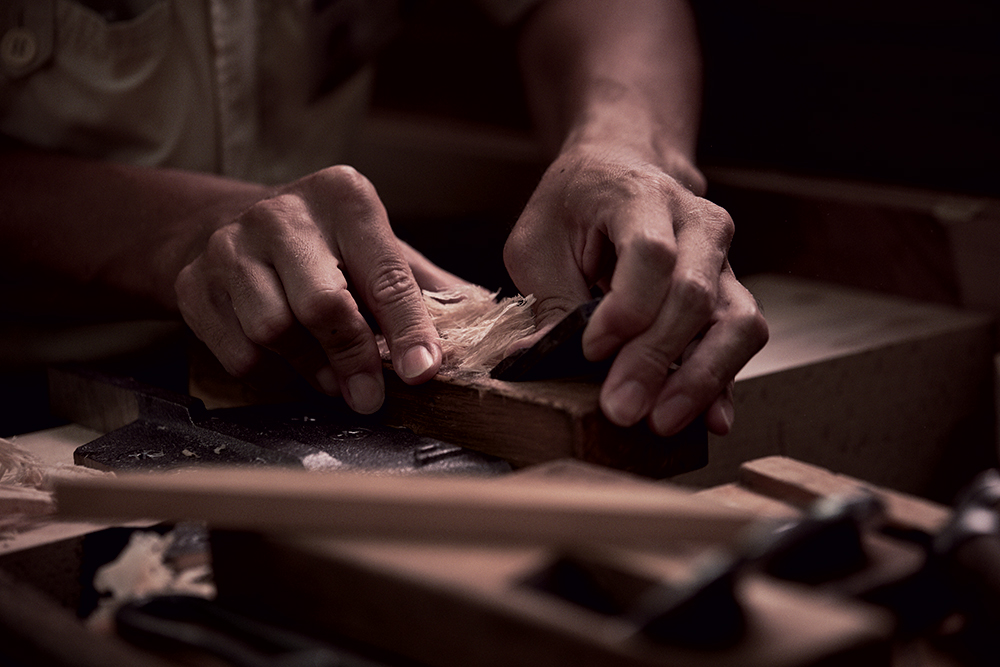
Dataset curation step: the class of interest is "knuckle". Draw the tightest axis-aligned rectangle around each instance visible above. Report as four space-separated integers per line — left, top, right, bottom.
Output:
675 195 735 249
673 269 716 318
701 202 735 248
626 232 677 273
312 165 380 208
202 224 242 263
723 284 770 351
502 221 544 279
369 261 417 307
503 230 527 268
713 208 736 248
742 307 770 350
244 194 306 236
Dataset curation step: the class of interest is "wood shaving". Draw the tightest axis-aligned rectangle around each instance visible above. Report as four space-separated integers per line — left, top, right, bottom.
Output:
87 529 214 631
1 436 111 491
1 436 112 536
422 285 536 374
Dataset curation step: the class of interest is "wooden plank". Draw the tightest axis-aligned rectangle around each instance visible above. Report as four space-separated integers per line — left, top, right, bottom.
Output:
382 365 707 477
673 275 995 501
154 349 707 478
53 467 755 549
738 456 951 535
694 482 802 520
0 486 53 517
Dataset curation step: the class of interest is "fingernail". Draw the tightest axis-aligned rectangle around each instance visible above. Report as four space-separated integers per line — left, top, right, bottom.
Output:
652 394 696 435
398 344 437 380
602 381 647 426
346 372 384 414
315 366 339 395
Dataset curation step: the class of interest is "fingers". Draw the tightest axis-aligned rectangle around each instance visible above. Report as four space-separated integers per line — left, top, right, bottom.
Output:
598 264 718 429
632 269 767 436
310 169 443 387
581 211 678 360
176 166 444 415
176 260 275 382
583 193 733 361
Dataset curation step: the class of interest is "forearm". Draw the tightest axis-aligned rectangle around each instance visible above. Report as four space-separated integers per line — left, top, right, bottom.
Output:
518 0 704 187
0 147 266 317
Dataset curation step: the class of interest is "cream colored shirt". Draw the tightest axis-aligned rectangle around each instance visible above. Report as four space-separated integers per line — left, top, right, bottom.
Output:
0 0 539 184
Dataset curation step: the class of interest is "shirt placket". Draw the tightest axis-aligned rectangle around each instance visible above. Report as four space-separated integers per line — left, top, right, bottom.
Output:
208 0 259 178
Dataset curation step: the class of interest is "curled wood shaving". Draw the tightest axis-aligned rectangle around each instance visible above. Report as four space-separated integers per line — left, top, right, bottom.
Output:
423 285 536 374
376 285 537 376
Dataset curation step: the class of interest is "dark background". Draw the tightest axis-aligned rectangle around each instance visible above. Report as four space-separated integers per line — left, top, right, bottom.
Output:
373 0 999 197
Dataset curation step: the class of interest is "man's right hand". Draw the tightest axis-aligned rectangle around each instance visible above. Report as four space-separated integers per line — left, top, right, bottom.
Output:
175 166 449 414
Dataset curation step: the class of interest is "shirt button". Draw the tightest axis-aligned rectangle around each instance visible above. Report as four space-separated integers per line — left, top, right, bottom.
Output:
1 27 38 70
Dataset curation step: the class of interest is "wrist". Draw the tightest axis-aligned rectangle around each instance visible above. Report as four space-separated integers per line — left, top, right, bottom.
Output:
561 93 706 196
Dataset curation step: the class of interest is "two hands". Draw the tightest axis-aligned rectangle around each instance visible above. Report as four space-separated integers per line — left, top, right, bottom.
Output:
175 150 767 436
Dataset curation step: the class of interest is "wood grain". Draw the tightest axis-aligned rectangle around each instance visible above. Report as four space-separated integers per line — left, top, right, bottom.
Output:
54 466 755 549
380 366 707 477
213 532 892 667
207 460 898 667
672 274 995 501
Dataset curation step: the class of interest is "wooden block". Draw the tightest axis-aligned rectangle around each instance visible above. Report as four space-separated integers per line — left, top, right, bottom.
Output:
380 369 706 476
693 482 801 520
186 339 706 478
737 456 951 536
673 274 996 501
211 532 893 667
54 467 756 549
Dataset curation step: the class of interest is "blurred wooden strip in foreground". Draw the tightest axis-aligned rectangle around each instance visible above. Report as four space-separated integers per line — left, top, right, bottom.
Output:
54 466 753 549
